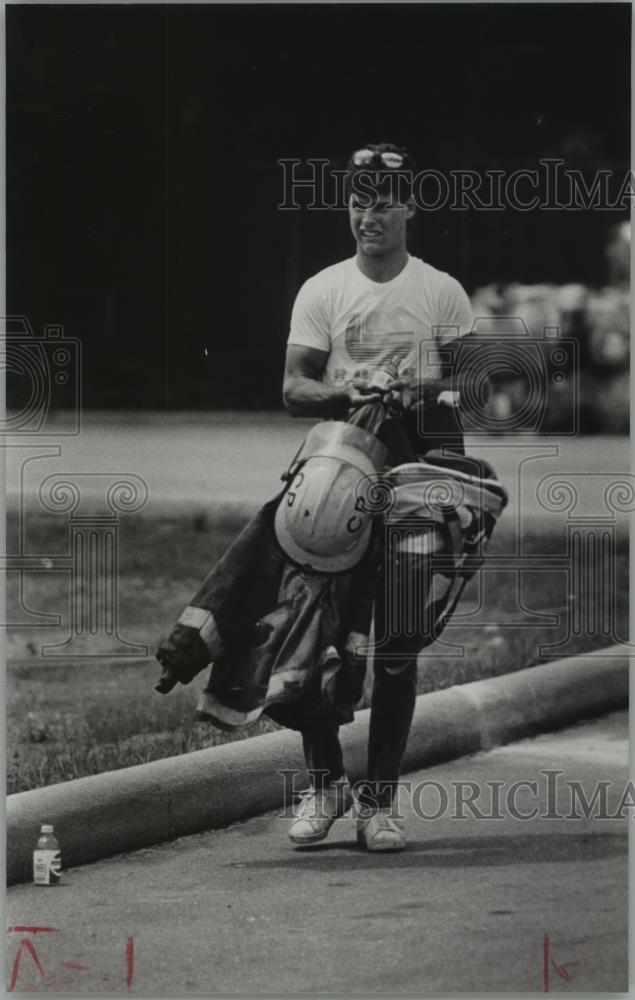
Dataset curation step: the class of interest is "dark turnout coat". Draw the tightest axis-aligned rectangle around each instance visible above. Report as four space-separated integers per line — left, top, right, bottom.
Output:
155 406 508 731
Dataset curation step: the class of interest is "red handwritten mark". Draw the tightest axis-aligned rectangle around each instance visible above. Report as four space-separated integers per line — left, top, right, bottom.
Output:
552 953 600 983
560 933 608 949
544 932 604 990
7 927 134 991
7 928 59 993
9 938 46 991
126 935 135 991
7 926 58 934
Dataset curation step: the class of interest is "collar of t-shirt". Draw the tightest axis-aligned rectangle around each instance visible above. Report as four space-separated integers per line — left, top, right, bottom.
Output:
353 253 413 290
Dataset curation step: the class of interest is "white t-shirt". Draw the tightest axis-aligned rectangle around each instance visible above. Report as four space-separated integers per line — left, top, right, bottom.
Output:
288 255 474 388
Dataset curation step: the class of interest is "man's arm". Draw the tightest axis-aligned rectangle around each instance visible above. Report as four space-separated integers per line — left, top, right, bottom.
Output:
392 278 487 410
282 344 381 418
438 332 490 407
433 275 489 406
391 334 489 413
383 338 475 410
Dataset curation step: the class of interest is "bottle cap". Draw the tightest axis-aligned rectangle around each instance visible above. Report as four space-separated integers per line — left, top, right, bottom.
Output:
41 824 54 834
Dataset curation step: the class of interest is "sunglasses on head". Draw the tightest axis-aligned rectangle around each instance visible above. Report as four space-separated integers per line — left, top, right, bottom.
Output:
352 148 406 169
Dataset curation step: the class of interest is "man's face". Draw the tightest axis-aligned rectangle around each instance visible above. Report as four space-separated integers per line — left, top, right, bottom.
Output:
348 185 415 257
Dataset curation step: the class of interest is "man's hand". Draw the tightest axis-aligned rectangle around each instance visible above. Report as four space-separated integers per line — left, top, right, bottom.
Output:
346 378 383 409
375 376 443 411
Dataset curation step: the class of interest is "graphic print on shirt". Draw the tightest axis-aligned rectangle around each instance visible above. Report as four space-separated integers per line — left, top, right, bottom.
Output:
343 306 416 375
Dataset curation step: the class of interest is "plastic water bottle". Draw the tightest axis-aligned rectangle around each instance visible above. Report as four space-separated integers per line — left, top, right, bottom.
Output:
33 824 61 886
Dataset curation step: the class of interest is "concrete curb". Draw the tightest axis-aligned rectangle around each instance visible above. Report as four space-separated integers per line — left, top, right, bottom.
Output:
7 646 629 884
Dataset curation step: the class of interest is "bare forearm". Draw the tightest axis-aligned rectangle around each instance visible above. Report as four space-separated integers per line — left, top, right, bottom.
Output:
432 371 484 395
438 336 490 400
283 375 350 418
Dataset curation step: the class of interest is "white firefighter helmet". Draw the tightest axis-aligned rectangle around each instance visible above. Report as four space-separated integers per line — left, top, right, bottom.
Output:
274 421 388 573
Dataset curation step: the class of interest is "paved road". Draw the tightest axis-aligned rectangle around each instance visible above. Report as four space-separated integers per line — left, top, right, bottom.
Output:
6 712 629 993
6 413 630 536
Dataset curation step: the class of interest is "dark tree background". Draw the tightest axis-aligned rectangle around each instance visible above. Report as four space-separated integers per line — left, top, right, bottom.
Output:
7 3 630 409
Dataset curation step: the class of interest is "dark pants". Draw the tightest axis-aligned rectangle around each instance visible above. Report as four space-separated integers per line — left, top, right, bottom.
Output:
301 556 419 807
301 415 464 808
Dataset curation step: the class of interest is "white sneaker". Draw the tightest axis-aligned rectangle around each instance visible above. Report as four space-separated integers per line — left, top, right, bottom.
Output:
288 778 353 846
356 803 407 852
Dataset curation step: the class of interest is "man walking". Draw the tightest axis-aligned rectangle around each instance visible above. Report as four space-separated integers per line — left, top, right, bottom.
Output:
282 143 475 851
